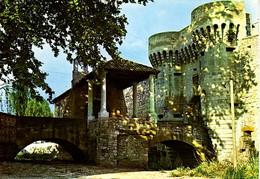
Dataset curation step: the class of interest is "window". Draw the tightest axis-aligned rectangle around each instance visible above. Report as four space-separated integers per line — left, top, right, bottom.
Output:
174 114 182 118
193 75 199 95
226 47 235 52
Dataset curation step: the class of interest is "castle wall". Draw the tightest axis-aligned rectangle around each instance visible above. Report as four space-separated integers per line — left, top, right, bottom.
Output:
146 1 259 161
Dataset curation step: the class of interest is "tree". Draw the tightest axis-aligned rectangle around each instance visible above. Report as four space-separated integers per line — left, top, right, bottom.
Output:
9 86 29 116
25 98 53 117
8 86 53 116
0 0 153 101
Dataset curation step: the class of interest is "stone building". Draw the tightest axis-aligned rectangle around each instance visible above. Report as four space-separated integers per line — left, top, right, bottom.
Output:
145 1 259 161
52 1 259 168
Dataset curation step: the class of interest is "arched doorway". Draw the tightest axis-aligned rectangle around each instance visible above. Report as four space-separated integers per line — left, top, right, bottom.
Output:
148 140 200 170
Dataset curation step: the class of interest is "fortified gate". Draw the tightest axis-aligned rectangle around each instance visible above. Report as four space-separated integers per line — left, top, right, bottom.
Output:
0 1 258 169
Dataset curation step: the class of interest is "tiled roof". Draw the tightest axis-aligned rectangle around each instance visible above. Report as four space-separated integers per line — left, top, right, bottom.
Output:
104 58 159 74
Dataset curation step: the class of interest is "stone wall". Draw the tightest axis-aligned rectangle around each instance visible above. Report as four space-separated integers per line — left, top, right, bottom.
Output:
123 80 150 118
0 112 88 162
0 112 16 160
236 35 259 154
87 117 156 167
147 1 259 161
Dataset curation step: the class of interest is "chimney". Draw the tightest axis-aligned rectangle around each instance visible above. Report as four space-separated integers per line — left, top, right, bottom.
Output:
72 59 79 86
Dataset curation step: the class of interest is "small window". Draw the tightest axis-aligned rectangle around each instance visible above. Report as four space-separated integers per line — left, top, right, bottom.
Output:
174 73 182 76
226 47 236 52
174 114 182 118
158 114 164 119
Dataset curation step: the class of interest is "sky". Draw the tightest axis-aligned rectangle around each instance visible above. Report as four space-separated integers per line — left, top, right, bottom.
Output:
34 0 259 106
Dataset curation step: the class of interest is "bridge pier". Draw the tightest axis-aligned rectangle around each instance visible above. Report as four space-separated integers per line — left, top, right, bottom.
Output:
0 143 17 161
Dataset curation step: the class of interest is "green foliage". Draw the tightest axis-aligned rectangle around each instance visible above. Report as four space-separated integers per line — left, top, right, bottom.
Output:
25 98 53 117
8 87 52 116
0 0 153 100
15 145 58 161
9 86 30 116
226 28 236 43
170 153 259 179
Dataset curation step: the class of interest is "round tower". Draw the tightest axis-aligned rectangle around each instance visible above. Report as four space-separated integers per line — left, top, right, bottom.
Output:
148 31 182 120
191 1 247 45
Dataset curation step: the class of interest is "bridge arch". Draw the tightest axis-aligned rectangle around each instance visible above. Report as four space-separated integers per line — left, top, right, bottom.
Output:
148 139 200 170
15 138 86 162
149 129 195 149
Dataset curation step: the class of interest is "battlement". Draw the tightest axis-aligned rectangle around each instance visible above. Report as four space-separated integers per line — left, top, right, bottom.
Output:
147 1 259 162
149 1 247 68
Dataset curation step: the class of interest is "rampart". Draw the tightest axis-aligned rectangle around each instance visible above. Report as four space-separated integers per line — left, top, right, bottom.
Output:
145 1 259 161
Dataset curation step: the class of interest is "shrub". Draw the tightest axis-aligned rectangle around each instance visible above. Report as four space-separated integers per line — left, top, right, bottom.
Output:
170 153 259 179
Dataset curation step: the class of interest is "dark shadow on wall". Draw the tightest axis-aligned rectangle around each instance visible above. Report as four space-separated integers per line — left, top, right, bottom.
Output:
148 140 200 170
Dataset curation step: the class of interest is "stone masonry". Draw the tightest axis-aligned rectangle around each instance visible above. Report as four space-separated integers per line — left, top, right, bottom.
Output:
125 1 259 162
147 1 258 161
1 1 258 169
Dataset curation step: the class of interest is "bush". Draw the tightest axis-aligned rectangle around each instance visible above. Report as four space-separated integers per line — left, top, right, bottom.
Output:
170 153 259 179
15 145 58 161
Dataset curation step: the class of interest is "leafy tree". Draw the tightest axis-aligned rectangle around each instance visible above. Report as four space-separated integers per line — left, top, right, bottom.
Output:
0 0 153 101
8 86 52 116
25 98 53 117
9 86 29 116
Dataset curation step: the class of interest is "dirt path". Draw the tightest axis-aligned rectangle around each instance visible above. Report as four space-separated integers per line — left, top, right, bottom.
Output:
0 161 162 178
0 161 202 178
82 171 173 179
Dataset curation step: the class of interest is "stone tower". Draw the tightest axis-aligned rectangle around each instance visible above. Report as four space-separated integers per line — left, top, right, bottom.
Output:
148 1 259 161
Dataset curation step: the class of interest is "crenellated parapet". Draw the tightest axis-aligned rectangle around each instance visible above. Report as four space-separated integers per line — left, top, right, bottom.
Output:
147 1 259 162
149 1 247 67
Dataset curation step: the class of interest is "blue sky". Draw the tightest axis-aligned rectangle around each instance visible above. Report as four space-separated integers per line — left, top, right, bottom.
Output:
35 0 259 103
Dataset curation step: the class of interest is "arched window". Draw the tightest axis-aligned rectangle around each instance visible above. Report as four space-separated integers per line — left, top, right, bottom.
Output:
221 23 226 40
200 27 206 37
158 52 162 65
163 50 167 59
213 24 218 37
236 24 240 39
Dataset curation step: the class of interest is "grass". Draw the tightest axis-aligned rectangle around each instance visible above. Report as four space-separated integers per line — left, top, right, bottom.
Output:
15 146 58 161
170 152 259 178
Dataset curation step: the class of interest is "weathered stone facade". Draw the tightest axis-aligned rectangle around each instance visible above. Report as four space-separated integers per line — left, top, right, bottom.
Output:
87 117 155 168
0 112 88 162
124 79 150 118
145 1 258 161
1 1 256 169
124 1 259 162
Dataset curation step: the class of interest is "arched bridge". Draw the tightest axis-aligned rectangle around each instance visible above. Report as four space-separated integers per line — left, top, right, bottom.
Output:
148 121 215 169
0 112 88 162
0 112 214 168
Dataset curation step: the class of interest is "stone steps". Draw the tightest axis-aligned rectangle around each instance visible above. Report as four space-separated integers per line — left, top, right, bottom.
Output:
207 119 235 159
